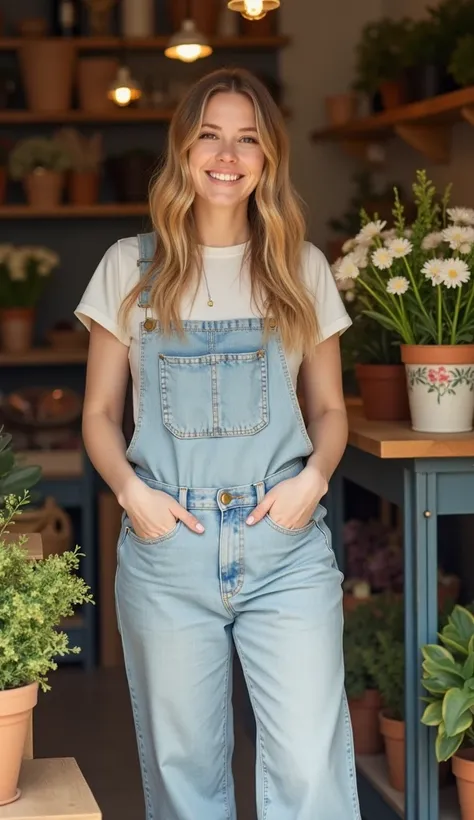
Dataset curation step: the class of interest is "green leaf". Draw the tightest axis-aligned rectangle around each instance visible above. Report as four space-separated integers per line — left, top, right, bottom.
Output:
0 450 15 477
0 432 12 453
441 634 469 657
422 676 450 695
0 465 41 494
436 727 464 762
449 606 474 642
422 644 455 664
362 310 404 334
421 700 443 726
443 688 474 737
463 653 474 680
422 659 464 688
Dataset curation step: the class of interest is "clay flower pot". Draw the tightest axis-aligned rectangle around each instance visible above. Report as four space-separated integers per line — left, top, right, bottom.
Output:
24 169 64 210
349 690 384 755
355 363 410 422
379 78 408 110
0 683 38 805
19 40 75 112
379 711 405 791
401 344 474 433
77 57 119 112
325 92 359 126
0 307 36 354
453 748 474 819
68 170 100 206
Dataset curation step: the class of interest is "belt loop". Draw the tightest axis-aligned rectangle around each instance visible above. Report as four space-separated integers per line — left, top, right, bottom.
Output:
179 487 188 508
254 480 265 504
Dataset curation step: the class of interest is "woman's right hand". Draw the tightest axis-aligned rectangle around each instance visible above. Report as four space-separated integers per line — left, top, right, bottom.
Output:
119 476 205 539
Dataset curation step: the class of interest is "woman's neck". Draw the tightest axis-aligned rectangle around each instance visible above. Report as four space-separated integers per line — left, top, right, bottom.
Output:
193 201 249 247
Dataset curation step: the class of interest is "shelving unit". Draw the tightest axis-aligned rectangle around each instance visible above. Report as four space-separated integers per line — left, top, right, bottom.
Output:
0 35 290 51
0 109 176 124
312 86 474 163
0 204 149 219
0 348 88 365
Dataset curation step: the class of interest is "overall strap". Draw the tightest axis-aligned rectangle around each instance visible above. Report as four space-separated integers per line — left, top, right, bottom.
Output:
137 232 157 308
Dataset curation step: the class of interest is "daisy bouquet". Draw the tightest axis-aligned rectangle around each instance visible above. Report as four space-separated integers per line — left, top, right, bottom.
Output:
334 170 474 347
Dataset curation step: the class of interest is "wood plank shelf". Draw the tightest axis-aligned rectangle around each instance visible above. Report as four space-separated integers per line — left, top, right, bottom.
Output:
0 347 88 365
0 108 175 124
0 203 149 219
18 449 83 479
347 411 474 459
312 86 474 163
0 35 290 51
0 758 101 819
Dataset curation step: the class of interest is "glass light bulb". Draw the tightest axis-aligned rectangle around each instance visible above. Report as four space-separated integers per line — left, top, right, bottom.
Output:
175 43 202 62
113 86 133 106
243 0 264 16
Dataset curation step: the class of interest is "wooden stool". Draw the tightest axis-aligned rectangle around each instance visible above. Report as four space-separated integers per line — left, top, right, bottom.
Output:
0 759 101 819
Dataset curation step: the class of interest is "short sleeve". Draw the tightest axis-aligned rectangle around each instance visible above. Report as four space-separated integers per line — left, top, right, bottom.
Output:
303 242 352 343
74 241 130 346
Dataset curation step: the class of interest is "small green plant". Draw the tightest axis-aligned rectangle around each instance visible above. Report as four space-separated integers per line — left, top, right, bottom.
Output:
353 17 412 95
428 0 474 64
0 430 41 505
0 243 59 309
8 137 71 181
0 494 94 692
344 596 391 699
403 18 440 68
421 605 474 761
54 128 103 172
449 34 474 87
363 597 405 720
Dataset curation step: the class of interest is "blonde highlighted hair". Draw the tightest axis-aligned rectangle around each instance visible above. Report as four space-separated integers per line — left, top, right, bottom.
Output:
121 67 319 352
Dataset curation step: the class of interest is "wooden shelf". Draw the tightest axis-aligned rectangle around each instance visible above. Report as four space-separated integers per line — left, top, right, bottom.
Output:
0 108 175 124
19 449 83 479
312 86 474 164
0 347 88 365
0 35 290 51
357 755 460 819
0 203 149 219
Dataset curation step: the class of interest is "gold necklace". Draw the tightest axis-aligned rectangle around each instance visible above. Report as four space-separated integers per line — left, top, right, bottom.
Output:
201 241 249 308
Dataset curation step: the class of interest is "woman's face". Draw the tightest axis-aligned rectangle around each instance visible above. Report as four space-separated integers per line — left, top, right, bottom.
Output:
189 91 265 208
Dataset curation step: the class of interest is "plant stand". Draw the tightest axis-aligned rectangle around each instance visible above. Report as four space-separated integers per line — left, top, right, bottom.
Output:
326 412 474 820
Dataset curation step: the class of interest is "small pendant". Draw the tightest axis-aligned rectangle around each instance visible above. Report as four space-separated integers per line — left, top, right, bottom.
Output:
144 318 156 331
207 299 214 307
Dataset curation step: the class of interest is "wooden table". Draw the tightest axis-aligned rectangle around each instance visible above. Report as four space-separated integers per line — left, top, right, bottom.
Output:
327 413 474 820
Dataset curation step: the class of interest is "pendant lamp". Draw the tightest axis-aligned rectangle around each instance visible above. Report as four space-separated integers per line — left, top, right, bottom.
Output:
165 1 213 63
227 0 280 20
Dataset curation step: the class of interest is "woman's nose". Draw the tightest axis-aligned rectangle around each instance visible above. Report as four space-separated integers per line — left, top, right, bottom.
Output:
215 142 238 163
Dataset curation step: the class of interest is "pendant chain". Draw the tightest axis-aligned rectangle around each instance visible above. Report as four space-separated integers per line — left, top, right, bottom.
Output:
202 241 249 308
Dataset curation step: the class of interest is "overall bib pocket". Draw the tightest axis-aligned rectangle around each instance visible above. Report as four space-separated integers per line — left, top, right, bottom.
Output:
159 349 269 439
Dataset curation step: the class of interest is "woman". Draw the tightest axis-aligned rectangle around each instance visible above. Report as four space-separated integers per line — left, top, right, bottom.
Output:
76 68 360 820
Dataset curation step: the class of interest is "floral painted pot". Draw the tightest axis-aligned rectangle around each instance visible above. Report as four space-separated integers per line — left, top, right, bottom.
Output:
401 345 474 433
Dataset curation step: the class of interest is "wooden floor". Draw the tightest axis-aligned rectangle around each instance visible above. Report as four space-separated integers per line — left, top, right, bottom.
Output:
34 662 257 820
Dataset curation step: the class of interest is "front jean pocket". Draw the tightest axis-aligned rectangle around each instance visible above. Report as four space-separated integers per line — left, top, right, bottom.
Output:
264 502 327 537
125 519 182 546
159 349 269 438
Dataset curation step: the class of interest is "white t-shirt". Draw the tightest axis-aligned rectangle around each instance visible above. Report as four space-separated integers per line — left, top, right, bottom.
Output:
75 237 351 420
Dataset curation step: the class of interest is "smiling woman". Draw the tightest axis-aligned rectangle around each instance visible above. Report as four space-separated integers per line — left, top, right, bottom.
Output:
76 67 359 820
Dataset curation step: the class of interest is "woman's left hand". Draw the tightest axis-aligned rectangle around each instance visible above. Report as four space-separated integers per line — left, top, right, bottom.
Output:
246 465 328 529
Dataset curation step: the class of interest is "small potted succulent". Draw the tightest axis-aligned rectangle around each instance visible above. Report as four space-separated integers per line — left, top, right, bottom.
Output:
353 17 412 110
54 129 103 206
8 137 71 210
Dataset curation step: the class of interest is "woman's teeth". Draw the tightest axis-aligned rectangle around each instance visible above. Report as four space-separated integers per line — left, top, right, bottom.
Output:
207 172 242 182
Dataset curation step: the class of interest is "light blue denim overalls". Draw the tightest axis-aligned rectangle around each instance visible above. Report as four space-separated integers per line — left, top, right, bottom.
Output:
115 232 361 820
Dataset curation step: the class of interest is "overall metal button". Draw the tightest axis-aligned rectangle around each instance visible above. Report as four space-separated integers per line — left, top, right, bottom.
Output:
221 492 233 506
268 318 277 329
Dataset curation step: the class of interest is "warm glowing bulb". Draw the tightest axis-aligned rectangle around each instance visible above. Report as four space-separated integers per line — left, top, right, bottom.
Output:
175 43 202 62
243 0 264 16
113 86 132 106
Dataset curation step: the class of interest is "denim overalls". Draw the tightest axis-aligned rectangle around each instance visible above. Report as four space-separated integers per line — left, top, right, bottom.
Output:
115 232 361 820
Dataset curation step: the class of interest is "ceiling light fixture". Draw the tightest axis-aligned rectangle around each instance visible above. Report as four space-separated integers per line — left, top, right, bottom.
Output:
108 65 142 107
165 1 212 63
227 0 280 20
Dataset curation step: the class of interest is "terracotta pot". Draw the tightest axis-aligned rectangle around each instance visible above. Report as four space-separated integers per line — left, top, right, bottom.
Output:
325 93 359 126
0 683 38 806
0 308 35 354
0 166 6 204
356 363 410 422
24 170 64 210
453 748 474 819
349 690 384 755
77 57 118 112
169 0 220 35
379 79 408 110
68 170 100 206
19 40 75 112
401 345 474 433
379 711 405 791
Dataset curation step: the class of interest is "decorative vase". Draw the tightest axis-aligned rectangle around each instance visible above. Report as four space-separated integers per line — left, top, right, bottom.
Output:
401 345 474 433
325 93 359 126
379 79 408 110
379 711 405 791
24 170 64 210
0 308 35 354
68 170 100 205
19 40 75 112
0 683 38 806
169 0 220 36
453 748 474 819
77 57 118 112
121 0 154 36
355 363 410 422
348 690 383 755
9 497 72 557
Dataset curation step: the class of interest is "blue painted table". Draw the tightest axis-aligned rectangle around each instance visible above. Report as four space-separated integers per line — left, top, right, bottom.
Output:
326 412 474 820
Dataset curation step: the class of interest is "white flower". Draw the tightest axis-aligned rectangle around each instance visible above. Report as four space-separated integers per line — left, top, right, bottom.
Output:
337 276 355 292
349 246 368 268
441 258 471 288
387 237 413 258
447 207 474 226
382 228 397 243
442 225 474 250
345 290 356 302
335 255 359 280
331 257 343 278
422 231 444 250
8 249 28 282
387 276 409 295
422 259 444 286
460 243 472 255
372 247 394 270
404 228 413 238
355 220 387 245
342 238 356 254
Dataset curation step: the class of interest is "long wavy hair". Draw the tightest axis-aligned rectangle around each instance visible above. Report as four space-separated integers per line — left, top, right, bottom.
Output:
121 67 320 352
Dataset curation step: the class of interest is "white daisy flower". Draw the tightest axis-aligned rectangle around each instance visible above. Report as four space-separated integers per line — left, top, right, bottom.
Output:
356 220 387 245
422 259 444 286
441 258 471 288
337 277 355 292
345 290 356 303
387 237 413 258
460 243 472 255
382 228 397 243
331 257 343 279
447 207 474 226
349 246 368 268
342 238 356 254
387 276 409 295
442 225 474 250
335 255 359 280
372 247 394 270
422 232 444 250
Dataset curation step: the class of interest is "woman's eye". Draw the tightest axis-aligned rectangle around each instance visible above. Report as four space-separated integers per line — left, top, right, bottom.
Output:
199 132 217 139
240 136 258 144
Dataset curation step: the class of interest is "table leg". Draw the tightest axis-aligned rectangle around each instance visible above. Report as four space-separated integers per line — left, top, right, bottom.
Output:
403 467 439 820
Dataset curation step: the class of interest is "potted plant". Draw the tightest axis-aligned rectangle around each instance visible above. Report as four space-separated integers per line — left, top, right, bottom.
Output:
404 18 446 101
0 244 59 353
0 429 41 503
353 17 412 110
0 493 93 806
334 170 474 433
55 129 103 206
421 604 474 818
9 137 71 210
429 0 474 92
449 34 474 88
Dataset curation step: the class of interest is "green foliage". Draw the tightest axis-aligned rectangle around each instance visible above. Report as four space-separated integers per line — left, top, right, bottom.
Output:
353 17 412 94
428 0 474 63
344 595 395 699
403 18 441 67
0 494 94 692
0 244 59 309
421 605 474 761
0 430 41 506
363 596 405 720
8 137 71 181
449 34 474 87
